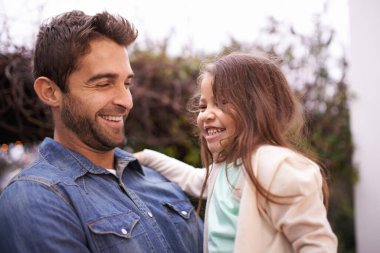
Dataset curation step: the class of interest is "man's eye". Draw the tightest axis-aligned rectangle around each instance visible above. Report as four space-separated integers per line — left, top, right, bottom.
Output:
96 83 110 88
125 82 134 88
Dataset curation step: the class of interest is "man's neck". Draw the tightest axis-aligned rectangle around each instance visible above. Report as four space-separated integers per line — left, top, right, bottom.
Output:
54 133 116 170
78 147 116 170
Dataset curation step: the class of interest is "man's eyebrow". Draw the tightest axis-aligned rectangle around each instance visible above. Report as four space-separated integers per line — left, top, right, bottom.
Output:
85 73 134 84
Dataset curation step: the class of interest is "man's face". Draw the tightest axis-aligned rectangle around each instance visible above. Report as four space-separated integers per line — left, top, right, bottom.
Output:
59 38 134 151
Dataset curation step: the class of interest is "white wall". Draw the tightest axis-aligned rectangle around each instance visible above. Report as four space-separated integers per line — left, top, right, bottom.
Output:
349 0 380 252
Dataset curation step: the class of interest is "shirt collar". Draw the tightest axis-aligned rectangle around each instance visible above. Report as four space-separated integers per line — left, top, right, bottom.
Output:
114 148 144 176
39 137 144 180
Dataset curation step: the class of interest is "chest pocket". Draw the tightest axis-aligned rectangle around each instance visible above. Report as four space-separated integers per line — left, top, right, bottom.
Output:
88 211 152 253
164 200 193 221
164 200 202 252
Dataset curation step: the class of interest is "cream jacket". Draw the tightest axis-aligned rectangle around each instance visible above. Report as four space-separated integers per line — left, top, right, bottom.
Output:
136 145 338 253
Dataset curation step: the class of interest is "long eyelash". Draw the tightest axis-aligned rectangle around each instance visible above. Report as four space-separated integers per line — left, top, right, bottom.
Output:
191 104 205 113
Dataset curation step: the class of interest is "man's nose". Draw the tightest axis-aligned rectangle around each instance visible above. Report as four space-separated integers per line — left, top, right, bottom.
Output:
113 84 133 110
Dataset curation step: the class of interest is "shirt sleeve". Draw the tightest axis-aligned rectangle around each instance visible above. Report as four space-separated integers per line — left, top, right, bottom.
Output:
256 149 338 253
134 149 207 198
0 180 91 253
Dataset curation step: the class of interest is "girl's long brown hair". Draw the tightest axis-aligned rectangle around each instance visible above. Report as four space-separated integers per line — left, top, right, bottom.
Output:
189 52 329 214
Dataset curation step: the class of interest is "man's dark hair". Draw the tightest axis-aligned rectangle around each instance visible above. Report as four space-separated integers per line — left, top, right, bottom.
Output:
33 10 138 92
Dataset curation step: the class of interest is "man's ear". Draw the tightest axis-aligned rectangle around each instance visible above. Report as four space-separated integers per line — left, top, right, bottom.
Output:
34 77 62 107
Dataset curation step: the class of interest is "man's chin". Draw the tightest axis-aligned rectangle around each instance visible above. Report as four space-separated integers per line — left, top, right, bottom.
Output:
82 136 126 152
102 139 126 150
106 136 126 149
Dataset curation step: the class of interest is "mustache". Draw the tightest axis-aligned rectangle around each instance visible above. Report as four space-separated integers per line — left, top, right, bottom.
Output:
97 105 129 117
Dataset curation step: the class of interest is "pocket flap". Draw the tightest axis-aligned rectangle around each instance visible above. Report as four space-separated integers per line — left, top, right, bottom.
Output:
88 211 140 238
164 200 194 219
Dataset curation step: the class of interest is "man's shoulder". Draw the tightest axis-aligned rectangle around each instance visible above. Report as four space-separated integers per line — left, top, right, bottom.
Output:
0 156 81 214
141 165 170 182
1 161 65 210
10 156 75 188
9 137 82 185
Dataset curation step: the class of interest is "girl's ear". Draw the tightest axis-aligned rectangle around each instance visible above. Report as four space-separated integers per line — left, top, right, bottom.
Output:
33 77 62 107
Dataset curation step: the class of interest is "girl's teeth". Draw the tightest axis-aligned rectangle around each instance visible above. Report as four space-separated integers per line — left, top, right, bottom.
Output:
207 128 224 135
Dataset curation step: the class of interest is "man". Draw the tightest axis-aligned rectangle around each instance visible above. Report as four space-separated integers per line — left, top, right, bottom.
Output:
0 10 203 253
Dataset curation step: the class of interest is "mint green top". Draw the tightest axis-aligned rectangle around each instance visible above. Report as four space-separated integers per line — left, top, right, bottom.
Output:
208 162 242 253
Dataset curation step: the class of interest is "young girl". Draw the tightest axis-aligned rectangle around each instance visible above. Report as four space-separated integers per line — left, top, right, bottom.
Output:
135 52 338 253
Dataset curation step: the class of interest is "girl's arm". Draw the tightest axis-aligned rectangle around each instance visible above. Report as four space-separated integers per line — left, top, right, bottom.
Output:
134 149 207 198
256 147 338 252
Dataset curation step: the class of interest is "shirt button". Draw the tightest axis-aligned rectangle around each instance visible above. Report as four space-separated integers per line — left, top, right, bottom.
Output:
181 211 188 216
147 211 153 218
121 228 128 235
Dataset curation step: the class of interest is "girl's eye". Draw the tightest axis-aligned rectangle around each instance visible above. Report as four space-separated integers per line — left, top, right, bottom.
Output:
198 105 207 112
218 99 228 106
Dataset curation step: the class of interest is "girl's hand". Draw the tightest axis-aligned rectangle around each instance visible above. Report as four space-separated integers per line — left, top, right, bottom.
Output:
133 150 146 164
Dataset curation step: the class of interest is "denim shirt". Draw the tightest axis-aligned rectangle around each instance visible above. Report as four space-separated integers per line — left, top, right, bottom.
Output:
0 138 203 253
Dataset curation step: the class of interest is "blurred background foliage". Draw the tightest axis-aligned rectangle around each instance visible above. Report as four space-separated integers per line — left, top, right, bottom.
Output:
0 13 355 253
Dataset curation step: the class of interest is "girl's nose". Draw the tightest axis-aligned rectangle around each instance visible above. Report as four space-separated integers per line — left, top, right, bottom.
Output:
202 107 216 121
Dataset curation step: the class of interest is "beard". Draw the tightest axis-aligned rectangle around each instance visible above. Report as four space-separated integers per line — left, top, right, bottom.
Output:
61 94 126 151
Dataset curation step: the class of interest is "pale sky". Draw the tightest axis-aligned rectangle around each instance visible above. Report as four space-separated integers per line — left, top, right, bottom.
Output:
0 0 349 55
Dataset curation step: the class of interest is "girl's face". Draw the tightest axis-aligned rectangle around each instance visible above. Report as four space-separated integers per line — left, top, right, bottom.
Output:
197 73 236 159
